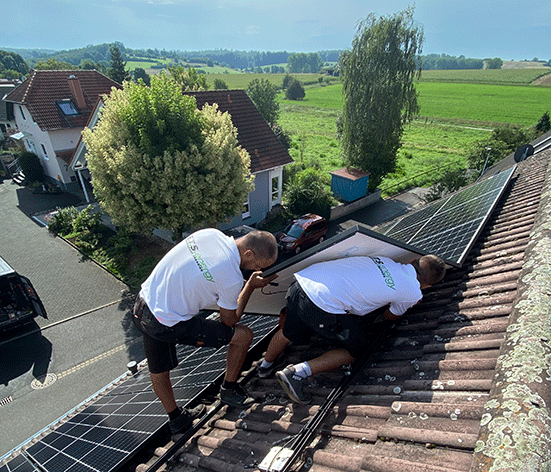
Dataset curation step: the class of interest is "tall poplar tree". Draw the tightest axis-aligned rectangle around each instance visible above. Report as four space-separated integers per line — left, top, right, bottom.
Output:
340 7 423 190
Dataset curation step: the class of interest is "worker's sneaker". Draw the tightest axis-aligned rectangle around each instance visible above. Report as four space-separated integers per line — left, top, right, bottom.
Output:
169 404 206 441
257 356 286 379
276 366 312 404
220 383 255 408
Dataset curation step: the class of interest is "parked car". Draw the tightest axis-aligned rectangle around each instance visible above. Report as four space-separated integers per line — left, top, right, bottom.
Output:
0 255 47 332
276 214 328 254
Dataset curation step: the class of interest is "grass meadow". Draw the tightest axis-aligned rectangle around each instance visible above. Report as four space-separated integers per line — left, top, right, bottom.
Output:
269 71 551 194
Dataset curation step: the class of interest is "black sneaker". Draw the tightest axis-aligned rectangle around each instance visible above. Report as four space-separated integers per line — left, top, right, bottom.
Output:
169 404 206 441
276 366 312 404
220 383 255 408
257 356 286 379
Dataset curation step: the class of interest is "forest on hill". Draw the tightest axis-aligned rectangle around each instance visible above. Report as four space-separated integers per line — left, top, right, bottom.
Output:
2 42 542 79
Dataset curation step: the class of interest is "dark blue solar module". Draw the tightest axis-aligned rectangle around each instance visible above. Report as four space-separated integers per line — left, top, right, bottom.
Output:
1 314 278 472
379 165 516 266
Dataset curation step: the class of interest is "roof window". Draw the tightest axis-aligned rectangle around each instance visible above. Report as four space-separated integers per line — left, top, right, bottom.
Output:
57 99 79 116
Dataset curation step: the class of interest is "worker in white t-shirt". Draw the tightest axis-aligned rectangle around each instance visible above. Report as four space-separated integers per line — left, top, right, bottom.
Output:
257 255 446 404
133 228 278 439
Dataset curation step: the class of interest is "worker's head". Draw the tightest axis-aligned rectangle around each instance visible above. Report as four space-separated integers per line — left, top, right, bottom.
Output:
237 230 278 271
412 255 446 288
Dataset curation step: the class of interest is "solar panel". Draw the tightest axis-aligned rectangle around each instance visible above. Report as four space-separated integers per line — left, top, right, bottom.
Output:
379 165 516 266
1 314 278 472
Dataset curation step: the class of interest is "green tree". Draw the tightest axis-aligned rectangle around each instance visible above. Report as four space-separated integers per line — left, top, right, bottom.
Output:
285 78 305 100
17 151 45 183
282 73 294 89
79 59 107 74
535 111 550 135
82 75 253 239
168 64 208 91
35 58 77 70
339 8 423 190
132 67 151 86
485 57 503 69
246 78 280 125
107 43 130 84
213 78 228 89
0 50 29 78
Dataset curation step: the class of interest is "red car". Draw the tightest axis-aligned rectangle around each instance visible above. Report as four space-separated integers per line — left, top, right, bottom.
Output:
276 214 328 254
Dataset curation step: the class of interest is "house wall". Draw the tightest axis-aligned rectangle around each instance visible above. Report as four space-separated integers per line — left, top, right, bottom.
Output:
219 170 271 231
13 105 82 186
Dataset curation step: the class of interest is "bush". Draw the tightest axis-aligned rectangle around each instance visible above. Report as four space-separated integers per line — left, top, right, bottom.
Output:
213 78 228 90
285 79 305 100
535 111 550 135
17 151 45 183
271 123 292 150
467 124 531 172
283 168 334 219
424 165 470 202
48 206 79 236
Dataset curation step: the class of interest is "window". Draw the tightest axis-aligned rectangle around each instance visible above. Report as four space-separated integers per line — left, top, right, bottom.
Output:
19 105 26 121
56 100 79 116
242 194 251 219
40 144 49 160
269 168 282 209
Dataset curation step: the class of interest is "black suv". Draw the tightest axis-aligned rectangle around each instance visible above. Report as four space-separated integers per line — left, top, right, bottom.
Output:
0 256 47 331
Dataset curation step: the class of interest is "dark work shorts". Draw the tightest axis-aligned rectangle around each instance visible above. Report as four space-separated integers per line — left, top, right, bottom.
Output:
282 281 370 359
133 298 235 374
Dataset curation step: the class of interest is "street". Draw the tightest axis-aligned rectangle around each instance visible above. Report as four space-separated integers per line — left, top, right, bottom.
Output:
0 181 145 457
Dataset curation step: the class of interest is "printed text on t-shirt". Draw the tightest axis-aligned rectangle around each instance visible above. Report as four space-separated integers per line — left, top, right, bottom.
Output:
186 235 214 282
370 257 396 290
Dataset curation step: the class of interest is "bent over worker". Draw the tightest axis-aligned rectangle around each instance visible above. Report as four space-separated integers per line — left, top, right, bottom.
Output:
133 228 277 439
257 255 446 404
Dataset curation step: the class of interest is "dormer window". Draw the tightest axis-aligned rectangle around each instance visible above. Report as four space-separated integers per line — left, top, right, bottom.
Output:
57 99 79 116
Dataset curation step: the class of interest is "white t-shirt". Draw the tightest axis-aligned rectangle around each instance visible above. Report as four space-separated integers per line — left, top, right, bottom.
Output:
139 228 243 326
294 256 422 317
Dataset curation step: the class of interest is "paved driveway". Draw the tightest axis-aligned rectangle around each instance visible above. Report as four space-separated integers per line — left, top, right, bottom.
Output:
0 182 129 326
0 181 144 457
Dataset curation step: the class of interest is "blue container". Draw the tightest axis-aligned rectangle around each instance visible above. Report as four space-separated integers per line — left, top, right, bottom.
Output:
330 167 370 202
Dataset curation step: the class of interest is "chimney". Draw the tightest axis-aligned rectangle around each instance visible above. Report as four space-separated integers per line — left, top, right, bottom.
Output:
67 75 86 109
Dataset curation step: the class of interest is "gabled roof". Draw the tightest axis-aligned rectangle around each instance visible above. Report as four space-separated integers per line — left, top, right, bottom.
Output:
149 145 550 472
184 90 293 174
3 70 121 131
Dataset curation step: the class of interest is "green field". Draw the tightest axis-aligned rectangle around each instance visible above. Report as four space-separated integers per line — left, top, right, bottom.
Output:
418 68 551 85
272 75 550 195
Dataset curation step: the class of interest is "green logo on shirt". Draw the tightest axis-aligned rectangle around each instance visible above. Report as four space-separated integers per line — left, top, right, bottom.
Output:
370 257 396 290
186 235 214 282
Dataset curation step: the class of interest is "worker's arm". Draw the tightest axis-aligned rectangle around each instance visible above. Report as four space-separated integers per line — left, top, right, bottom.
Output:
383 307 401 321
219 271 278 327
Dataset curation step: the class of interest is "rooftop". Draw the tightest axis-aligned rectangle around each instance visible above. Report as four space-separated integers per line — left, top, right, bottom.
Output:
3 70 121 131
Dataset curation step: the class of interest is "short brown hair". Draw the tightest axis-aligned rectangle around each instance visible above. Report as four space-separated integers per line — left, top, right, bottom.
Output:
413 255 446 285
241 230 278 262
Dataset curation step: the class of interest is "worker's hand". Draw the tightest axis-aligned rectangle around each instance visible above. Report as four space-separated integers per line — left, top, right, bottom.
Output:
247 271 278 289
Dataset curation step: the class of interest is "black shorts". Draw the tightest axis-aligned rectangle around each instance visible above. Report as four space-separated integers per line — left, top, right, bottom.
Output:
133 298 235 374
282 281 370 359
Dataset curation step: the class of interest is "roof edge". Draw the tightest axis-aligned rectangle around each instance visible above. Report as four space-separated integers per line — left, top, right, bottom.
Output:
471 152 551 472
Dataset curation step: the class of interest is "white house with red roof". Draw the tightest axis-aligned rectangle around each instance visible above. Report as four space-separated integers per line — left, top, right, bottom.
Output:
3 69 121 192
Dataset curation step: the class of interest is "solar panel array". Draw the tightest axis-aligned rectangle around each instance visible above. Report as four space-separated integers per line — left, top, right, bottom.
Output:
0 314 278 472
379 165 516 266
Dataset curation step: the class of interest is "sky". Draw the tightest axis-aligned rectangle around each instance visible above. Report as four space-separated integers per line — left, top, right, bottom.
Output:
2 0 550 61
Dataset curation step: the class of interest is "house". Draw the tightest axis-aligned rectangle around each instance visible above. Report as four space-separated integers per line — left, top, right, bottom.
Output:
2 70 121 193
71 89 293 230
183 90 293 229
0 79 18 137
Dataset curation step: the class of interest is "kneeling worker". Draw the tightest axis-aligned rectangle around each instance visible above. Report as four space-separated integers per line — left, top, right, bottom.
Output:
134 228 278 439
257 255 446 404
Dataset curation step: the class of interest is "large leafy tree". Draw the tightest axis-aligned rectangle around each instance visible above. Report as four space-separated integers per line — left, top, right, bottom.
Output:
168 64 208 91
246 78 279 125
339 7 424 190
82 74 253 239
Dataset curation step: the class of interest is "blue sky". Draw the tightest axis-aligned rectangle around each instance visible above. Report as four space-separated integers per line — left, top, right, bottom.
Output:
2 0 549 60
